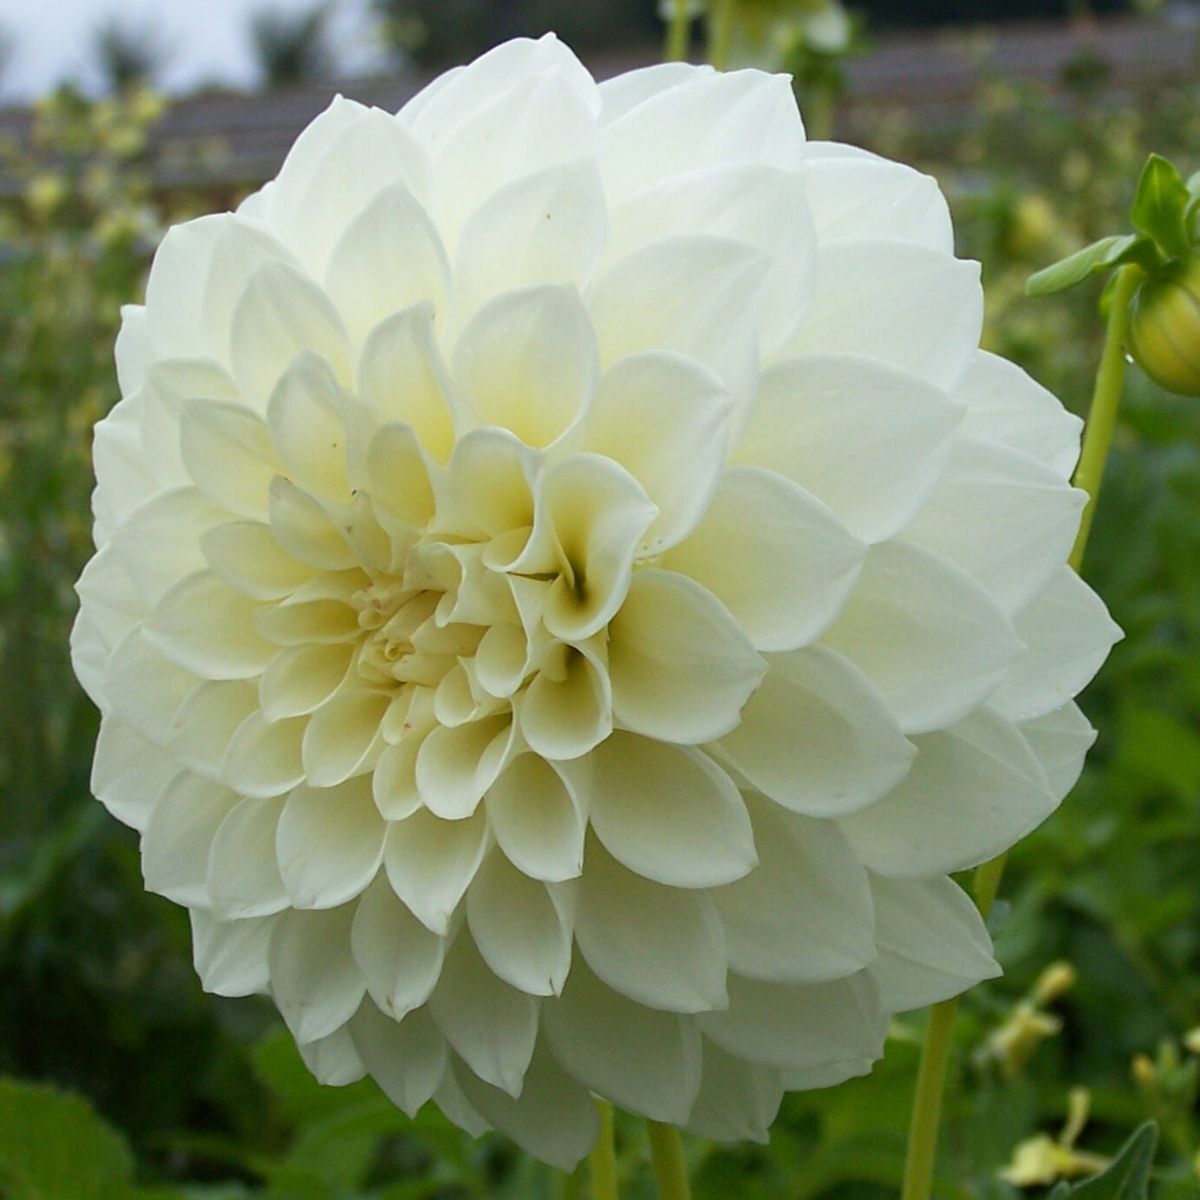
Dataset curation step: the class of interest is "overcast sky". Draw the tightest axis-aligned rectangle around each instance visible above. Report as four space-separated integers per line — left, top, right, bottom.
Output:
1 0 385 100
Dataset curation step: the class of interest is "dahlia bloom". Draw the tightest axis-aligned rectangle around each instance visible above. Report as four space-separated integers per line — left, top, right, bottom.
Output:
71 36 1120 1168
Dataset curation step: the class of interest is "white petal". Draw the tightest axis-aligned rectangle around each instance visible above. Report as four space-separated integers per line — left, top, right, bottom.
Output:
91 716 179 831
519 639 612 761
467 850 573 996
575 838 727 1012
265 353 351 502
685 1042 783 1144
202 520 315 600
222 711 306 799
301 689 388 789
453 285 598 449
1017 702 1096 800
180 399 280 519
170 679 260 781
143 215 223 357
778 240 982 391
229 261 349 406
325 184 449 346
115 304 149 393
712 795 875 984
736 354 963 543
416 714 518 820
838 707 1058 877
607 569 765 744
451 1040 600 1172
589 733 757 888
599 68 804 202
719 646 915 818
207 795 290 919
901 438 1086 614
486 753 586 883
869 874 1000 1012
428 934 539 1097
607 162 816 352
597 61 705 125
266 477 357 571
190 909 277 997
145 570 276 680
543 957 702 1124
357 304 458 462
587 235 766 416
665 466 865 652
270 904 366 1044
700 971 886 1072
535 453 657 641
107 626 198 744
276 777 386 909
802 144 953 252
141 772 238 905
349 1003 447 1116
580 351 731 554
820 541 1020 735
990 567 1121 723
258 644 352 721
454 159 607 317
297 1024 367 1087
383 806 489 934
351 874 445 1019
954 350 1082 479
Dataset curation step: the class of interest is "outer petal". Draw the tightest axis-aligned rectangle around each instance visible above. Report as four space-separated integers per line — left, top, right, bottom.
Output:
349 1004 447 1117
588 733 758 889
141 772 238 906
1017 702 1096 800
607 570 765 745
575 838 727 1013
735 355 963 544
685 1042 783 1144
207 795 290 919
820 541 1020 735
451 1040 600 1173
190 910 277 997
778 240 982 391
543 957 702 1125
486 753 587 883
838 708 1058 877
663 466 865 652
719 646 915 818
869 874 1000 1012
992 565 1121 723
711 796 876 984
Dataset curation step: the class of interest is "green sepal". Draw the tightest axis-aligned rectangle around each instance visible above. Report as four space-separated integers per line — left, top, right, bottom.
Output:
1025 234 1158 298
1045 1122 1159 1200
1131 154 1192 260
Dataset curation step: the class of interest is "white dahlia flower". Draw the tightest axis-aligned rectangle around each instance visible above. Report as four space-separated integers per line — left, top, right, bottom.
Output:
71 36 1120 1168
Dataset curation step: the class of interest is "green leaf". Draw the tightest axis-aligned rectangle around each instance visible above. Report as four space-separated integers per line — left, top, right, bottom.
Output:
1025 234 1154 297
1131 155 1192 259
1057 1122 1159 1199
0 1077 134 1200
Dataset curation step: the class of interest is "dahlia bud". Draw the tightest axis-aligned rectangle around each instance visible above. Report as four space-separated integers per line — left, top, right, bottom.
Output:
1127 258 1200 396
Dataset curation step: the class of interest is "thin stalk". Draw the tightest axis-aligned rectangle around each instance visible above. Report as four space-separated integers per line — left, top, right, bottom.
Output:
665 0 691 62
707 0 735 70
590 1101 619 1200
646 1121 691 1200
899 261 1143 1200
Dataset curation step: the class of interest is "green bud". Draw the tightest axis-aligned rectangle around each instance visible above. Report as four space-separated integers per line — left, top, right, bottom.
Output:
1127 259 1200 396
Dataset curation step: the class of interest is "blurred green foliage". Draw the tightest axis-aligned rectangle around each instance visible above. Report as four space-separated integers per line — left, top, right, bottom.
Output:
2 29 1199 1200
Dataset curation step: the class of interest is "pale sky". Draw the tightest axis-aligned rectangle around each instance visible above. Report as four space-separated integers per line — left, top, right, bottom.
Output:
0 0 386 100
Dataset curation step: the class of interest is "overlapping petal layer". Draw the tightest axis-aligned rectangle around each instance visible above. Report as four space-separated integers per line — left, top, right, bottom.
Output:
72 35 1120 1170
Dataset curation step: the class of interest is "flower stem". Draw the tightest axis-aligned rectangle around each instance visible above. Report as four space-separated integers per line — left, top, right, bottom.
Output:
665 0 691 62
899 261 1143 1200
591 1101 619 1200
708 0 735 70
1069 263 1142 573
646 1121 691 1200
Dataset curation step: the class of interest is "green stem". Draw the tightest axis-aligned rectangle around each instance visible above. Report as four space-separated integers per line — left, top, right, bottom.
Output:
1069 264 1142 572
665 0 691 62
590 1101 619 1200
646 1121 691 1200
708 0 735 70
900 999 959 1200
899 261 1142 1200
